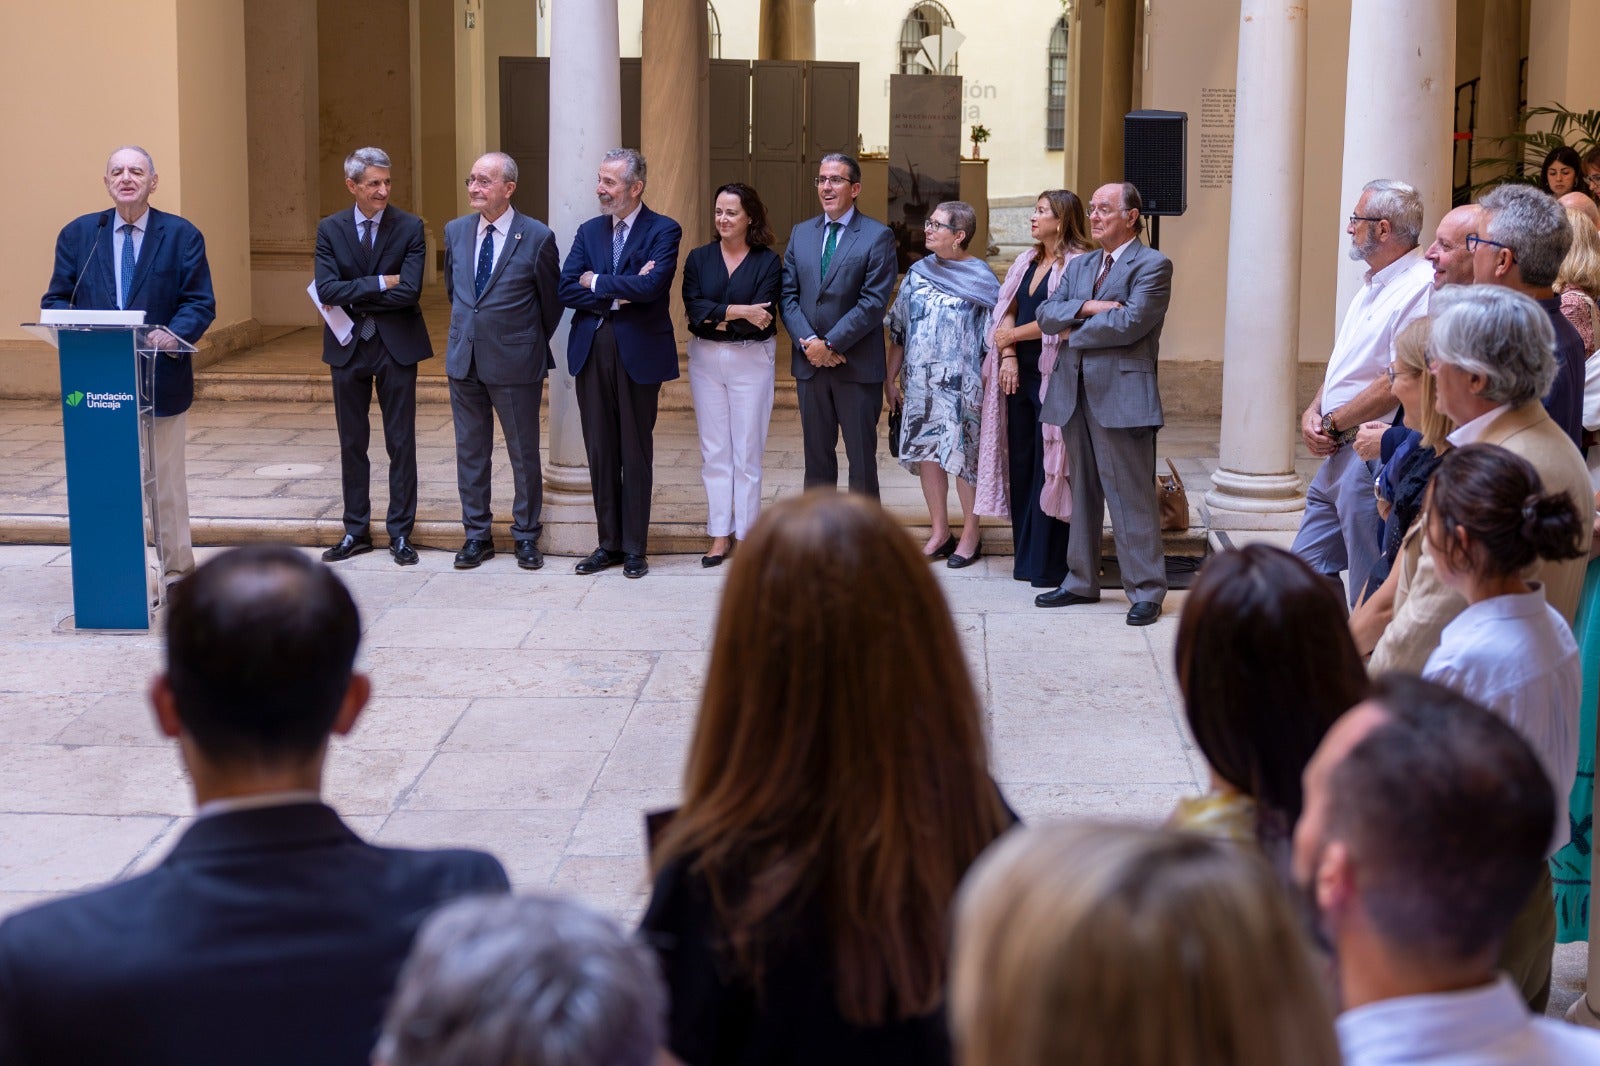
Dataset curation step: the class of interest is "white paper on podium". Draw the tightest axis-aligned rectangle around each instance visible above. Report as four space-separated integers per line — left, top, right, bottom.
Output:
307 281 353 345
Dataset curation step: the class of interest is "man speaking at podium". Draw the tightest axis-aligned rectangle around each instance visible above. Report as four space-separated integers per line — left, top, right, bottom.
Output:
42 145 216 580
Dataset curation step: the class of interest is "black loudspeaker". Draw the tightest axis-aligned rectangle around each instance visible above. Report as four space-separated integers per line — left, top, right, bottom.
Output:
1123 110 1188 217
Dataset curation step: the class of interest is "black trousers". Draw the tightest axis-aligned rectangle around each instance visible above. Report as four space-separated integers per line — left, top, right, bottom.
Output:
796 371 881 498
1006 356 1070 587
331 335 418 541
576 320 660 556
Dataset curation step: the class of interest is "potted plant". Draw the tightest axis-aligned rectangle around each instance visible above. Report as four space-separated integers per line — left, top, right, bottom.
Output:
969 124 990 161
1469 103 1600 196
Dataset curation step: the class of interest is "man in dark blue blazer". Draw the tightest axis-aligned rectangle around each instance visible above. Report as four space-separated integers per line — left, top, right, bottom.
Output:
41 145 215 578
0 545 509 1066
559 148 682 579
315 147 434 567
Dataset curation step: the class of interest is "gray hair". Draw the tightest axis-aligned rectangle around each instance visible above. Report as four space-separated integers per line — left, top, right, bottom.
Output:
602 147 647 188
106 145 156 175
376 895 664 1066
343 147 392 182
479 151 519 184
820 152 862 184
1481 183 1573 287
1429 285 1557 406
935 200 978 250
1362 179 1424 247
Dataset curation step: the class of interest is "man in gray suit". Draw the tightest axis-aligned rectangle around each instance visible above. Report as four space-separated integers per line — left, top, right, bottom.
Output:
1034 182 1172 626
442 152 562 571
780 153 898 497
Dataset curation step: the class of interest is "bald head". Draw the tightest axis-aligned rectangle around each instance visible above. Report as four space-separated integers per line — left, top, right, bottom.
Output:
1425 204 1481 290
1559 192 1600 231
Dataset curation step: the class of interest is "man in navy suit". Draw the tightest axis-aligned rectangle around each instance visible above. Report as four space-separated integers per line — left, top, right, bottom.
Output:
779 152 898 498
0 545 510 1066
442 152 563 571
559 148 682 579
42 145 215 578
315 146 434 567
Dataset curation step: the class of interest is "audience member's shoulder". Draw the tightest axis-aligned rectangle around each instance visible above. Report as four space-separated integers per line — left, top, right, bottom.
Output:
1532 1014 1600 1056
0 869 162 960
376 840 511 895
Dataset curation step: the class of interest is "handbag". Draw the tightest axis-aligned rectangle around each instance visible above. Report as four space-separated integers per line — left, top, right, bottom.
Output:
1158 458 1188 532
888 404 903 459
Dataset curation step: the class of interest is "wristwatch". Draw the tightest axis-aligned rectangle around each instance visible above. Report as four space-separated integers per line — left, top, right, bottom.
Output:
1321 412 1359 447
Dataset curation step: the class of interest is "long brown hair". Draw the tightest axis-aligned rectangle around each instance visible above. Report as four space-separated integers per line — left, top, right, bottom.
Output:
651 491 1009 1025
1033 188 1094 261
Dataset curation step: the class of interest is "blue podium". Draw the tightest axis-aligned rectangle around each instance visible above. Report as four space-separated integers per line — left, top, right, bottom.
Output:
23 314 196 630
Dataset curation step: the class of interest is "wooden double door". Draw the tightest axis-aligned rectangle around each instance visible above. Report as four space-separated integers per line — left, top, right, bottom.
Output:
499 58 859 248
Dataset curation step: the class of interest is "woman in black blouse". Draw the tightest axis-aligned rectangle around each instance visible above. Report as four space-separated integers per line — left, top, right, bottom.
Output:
681 183 784 566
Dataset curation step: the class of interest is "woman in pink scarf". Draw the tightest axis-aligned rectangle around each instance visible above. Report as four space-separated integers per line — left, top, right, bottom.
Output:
976 190 1094 587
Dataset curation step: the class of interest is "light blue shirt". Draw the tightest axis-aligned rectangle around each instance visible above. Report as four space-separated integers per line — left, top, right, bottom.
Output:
1337 977 1600 1065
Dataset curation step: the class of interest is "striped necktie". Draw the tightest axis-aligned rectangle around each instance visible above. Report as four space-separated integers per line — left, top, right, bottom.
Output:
1092 252 1114 297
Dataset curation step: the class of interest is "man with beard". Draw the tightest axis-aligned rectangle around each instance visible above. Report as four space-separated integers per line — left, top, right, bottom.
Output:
1292 179 1433 606
1294 674 1600 1063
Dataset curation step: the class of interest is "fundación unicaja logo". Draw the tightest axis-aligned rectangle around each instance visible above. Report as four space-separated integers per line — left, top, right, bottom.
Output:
64 391 84 408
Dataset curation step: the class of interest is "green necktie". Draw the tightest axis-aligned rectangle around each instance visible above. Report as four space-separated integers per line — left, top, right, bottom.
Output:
820 221 840 281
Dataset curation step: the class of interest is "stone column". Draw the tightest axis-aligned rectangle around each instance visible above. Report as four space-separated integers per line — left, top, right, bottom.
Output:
641 0 711 335
1097 0 1136 181
1204 0 1308 517
1476 0 1522 151
760 0 815 61
1332 0 1454 323
542 0 620 546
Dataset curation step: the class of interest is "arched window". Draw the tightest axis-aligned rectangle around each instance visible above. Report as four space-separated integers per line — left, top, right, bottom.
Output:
898 3 959 76
708 1 722 59
1047 17 1069 150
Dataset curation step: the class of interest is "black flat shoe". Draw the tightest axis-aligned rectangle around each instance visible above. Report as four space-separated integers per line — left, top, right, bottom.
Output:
389 536 419 566
575 548 625 575
453 538 496 569
322 534 373 562
925 534 958 560
947 542 984 569
701 553 725 568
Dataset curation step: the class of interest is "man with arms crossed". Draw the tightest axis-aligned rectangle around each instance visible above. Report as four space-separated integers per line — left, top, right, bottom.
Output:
42 145 215 580
316 146 433 567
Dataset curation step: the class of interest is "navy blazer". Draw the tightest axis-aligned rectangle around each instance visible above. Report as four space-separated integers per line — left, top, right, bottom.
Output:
42 207 216 418
0 803 509 1066
314 205 434 368
558 204 682 384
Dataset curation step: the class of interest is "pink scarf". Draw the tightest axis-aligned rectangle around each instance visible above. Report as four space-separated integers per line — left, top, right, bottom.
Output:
975 248 1083 519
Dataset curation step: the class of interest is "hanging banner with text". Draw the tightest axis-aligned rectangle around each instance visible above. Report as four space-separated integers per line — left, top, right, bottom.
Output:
888 74 962 274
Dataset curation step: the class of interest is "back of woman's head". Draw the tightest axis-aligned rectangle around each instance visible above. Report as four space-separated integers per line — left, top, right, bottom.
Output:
1394 318 1454 449
1428 443 1585 578
1174 545 1367 838
657 491 1006 1024
951 822 1340 1066
1556 207 1600 300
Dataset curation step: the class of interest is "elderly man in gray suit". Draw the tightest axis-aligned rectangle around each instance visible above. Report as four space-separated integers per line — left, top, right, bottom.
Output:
1034 181 1172 626
780 152 898 497
442 152 562 571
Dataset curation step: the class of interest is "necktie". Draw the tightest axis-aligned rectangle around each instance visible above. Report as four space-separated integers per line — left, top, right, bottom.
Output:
474 223 495 298
120 224 137 309
362 218 375 251
820 221 840 281
1092 252 1114 297
612 220 628 271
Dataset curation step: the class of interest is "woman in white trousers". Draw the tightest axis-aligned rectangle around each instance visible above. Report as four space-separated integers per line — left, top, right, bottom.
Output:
681 183 784 565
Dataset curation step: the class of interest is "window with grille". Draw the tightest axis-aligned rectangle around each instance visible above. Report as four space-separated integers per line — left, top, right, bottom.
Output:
1047 17 1068 150
898 3 959 76
708 1 722 59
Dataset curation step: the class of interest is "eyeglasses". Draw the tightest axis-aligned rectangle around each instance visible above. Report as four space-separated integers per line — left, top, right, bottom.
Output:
1465 233 1517 261
464 176 502 189
814 175 854 188
1085 204 1125 217
1349 214 1384 226
1385 363 1421 385
923 219 956 232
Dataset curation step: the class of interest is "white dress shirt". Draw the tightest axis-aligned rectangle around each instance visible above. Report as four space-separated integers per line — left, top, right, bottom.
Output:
354 205 389 290
1337 977 1600 1065
113 208 150 310
476 206 517 275
1423 584 1580 856
1446 403 1513 447
1323 249 1434 414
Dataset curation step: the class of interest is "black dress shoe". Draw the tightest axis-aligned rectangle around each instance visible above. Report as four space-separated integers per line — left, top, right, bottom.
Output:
515 539 545 570
947 542 983 569
389 536 419 566
925 534 959 560
1126 601 1162 626
1035 587 1101 609
322 534 373 562
623 554 649 579
454 538 496 569
575 548 625 575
